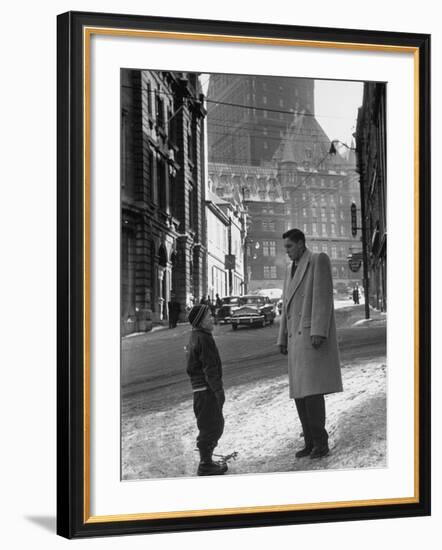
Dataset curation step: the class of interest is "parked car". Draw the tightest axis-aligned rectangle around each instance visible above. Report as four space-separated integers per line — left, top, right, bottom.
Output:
231 295 276 330
257 288 283 304
216 296 241 324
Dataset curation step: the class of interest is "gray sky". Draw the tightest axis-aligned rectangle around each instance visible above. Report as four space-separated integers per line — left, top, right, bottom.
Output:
315 79 363 149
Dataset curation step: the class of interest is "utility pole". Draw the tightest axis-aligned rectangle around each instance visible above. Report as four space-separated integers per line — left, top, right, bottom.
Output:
359 179 370 320
228 216 233 296
332 139 370 320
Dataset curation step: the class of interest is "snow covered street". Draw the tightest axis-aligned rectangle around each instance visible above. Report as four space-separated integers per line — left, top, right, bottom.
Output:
122 355 386 480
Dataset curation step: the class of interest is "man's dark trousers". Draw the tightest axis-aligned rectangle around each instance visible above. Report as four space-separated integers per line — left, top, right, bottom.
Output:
193 389 224 451
295 394 328 449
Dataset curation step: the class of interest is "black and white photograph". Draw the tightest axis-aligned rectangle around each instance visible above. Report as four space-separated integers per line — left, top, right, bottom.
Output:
120 70 387 480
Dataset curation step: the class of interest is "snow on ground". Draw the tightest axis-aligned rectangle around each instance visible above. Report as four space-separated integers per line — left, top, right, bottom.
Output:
122 357 386 480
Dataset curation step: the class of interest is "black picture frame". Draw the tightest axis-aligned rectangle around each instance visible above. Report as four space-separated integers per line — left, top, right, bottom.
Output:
57 10 431 539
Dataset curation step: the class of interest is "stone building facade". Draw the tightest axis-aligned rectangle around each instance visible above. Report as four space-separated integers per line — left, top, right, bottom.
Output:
205 189 245 299
121 70 207 334
355 82 387 311
207 164 286 292
207 75 361 295
274 112 361 293
208 121 360 294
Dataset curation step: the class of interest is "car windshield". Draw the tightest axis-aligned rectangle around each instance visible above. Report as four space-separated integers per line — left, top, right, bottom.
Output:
240 296 265 305
222 297 239 305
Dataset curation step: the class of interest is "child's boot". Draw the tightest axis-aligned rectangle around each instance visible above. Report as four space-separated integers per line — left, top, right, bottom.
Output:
197 448 228 476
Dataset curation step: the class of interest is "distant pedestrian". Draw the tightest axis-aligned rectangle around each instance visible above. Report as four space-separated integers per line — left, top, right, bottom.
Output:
215 293 223 308
186 304 227 476
278 228 343 459
200 296 207 305
352 285 360 305
168 294 180 328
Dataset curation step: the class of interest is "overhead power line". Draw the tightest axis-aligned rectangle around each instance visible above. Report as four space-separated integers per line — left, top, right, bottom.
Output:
120 84 358 121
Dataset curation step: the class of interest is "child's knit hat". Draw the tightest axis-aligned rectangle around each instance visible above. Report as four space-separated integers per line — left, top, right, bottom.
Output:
188 304 210 327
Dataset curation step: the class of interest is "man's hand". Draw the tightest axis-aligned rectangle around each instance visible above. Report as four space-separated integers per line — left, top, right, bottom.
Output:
215 389 225 409
311 335 326 349
279 345 288 355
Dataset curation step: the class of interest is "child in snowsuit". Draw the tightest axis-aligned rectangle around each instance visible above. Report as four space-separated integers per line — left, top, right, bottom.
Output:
186 304 227 476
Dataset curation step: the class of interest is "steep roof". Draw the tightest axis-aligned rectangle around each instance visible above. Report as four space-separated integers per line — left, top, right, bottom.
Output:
273 112 345 170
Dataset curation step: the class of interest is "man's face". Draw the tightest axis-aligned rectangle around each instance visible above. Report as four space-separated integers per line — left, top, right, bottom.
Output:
284 238 305 262
200 310 214 332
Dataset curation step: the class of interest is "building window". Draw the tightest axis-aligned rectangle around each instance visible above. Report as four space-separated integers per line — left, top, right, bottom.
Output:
158 159 166 211
156 93 164 128
187 123 194 162
263 241 269 256
330 208 336 221
340 210 345 220
331 223 336 236
341 266 346 276
321 223 327 235
339 196 344 205
340 225 346 236
268 221 276 231
264 266 277 279
263 96 267 105
305 148 312 159
303 223 308 234
312 223 318 235
331 246 337 259
269 241 276 256
339 246 345 259
313 244 320 252
263 110 267 118
311 207 317 218
279 98 284 107
285 205 292 215
302 208 307 217
148 151 155 201
121 109 128 190
262 220 268 230
321 207 327 220
146 82 152 115
332 266 338 278
188 187 195 229
322 244 328 254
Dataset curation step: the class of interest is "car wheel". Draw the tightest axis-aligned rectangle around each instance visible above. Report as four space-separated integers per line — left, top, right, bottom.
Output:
232 324 238 330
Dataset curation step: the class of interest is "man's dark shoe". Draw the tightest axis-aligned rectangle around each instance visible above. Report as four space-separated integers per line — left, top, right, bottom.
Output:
295 446 313 458
310 446 329 459
197 460 228 476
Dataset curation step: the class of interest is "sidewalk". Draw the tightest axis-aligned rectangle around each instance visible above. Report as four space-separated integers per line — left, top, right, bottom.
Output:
123 321 190 341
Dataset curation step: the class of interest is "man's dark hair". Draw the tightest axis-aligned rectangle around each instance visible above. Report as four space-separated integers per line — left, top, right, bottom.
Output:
282 228 306 244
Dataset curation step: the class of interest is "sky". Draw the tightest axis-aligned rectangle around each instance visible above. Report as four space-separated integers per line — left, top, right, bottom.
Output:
314 79 363 150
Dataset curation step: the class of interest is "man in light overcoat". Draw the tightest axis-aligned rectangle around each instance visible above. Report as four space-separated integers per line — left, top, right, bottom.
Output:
277 228 343 459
